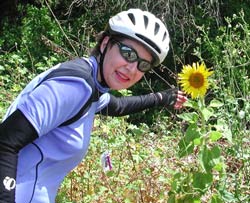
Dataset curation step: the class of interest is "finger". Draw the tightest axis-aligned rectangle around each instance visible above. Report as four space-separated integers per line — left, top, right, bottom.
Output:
174 98 187 109
177 90 186 96
174 104 183 109
177 95 188 103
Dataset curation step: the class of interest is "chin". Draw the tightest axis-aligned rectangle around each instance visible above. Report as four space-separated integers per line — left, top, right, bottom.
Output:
110 87 124 90
110 84 130 90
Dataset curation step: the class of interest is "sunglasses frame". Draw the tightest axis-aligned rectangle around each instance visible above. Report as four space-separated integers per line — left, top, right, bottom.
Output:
111 39 153 72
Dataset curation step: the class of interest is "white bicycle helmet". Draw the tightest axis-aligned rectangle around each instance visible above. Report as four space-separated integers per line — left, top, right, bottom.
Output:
107 8 170 66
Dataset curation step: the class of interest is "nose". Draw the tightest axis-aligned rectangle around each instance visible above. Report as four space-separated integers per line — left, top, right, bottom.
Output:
126 61 138 73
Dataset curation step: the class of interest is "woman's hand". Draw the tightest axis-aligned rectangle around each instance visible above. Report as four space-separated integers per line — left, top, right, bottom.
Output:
174 90 187 109
155 88 187 109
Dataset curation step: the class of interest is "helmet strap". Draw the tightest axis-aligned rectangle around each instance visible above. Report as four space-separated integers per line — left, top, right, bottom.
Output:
99 44 109 88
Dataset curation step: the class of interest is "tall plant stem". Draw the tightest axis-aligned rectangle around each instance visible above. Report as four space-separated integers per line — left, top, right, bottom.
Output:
198 98 206 135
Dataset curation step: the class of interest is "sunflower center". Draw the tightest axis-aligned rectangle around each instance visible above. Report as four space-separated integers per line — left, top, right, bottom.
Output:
189 72 204 88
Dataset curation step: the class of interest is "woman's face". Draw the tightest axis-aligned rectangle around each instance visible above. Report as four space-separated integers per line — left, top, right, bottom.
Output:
99 36 153 90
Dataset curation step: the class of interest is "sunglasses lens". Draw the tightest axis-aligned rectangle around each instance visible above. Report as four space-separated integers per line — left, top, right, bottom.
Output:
120 46 137 62
138 61 152 72
115 40 153 72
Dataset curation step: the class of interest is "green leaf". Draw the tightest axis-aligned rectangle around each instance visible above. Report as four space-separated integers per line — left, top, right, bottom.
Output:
214 119 232 143
0 65 5 71
209 99 224 108
176 194 201 203
211 194 223 203
199 146 221 173
183 99 199 109
185 124 201 141
220 190 237 202
177 112 199 123
201 107 214 121
177 142 190 157
213 162 224 172
178 124 201 157
193 172 213 193
167 194 176 203
209 131 222 142
193 138 202 145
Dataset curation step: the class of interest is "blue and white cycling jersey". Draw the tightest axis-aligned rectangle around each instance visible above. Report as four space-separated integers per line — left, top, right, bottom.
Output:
4 56 110 203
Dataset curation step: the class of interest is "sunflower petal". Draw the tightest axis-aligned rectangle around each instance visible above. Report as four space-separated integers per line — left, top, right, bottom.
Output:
178 62 213 99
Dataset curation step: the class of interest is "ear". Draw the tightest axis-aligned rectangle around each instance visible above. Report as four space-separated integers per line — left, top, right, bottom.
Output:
100 36 111 54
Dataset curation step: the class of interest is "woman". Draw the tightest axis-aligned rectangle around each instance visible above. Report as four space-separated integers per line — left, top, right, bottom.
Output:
0 8 187 203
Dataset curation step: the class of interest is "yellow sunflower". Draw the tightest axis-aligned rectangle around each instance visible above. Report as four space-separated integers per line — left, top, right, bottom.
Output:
178 62 213 99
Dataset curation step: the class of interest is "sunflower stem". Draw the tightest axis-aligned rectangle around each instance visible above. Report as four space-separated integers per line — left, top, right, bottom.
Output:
198 97 206 135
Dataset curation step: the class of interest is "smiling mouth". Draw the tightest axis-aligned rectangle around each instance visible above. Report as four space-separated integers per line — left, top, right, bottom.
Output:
116 71 130 82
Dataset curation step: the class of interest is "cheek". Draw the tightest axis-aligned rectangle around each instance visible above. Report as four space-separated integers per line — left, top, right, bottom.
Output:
123 72 144 89
103 49 125 78
133 72 144 83
103 56 116 76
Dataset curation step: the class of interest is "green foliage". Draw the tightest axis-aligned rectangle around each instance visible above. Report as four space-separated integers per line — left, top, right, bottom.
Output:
0 1 249 202
0 4 68 117
167 11 250 203
195 11 250 139
20 5 63 58
57 115 181 202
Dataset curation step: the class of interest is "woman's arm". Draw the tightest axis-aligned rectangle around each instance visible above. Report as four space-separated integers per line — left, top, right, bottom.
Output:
99 88 186 117
0 109 38 203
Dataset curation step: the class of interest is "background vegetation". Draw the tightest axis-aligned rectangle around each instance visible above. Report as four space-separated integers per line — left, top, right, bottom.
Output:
0 0 249 202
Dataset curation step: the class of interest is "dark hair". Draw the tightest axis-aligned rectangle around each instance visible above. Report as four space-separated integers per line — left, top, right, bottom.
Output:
90 31 127 57
90 31 108 57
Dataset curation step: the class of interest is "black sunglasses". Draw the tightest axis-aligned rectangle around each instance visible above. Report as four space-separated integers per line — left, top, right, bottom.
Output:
112 39 153 72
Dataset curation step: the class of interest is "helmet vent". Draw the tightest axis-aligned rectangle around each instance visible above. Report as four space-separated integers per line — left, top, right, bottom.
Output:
143 15 149 29
135 33 161 54
162 31 167 41
154 22 160 35
128 13 136 25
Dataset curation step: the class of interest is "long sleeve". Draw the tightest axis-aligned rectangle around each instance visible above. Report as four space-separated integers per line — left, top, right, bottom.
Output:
0 110 38 203
99 88 178 117
102 93 160 116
